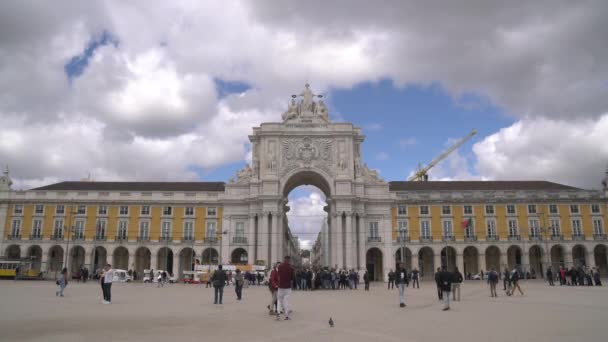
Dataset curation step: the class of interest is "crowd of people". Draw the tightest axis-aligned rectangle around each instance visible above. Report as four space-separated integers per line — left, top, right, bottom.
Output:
546 266 602 286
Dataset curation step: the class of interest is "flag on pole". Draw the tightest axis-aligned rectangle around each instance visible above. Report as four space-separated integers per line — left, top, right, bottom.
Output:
462 218 472 229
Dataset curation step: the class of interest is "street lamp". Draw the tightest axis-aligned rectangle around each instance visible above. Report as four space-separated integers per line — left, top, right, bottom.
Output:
218 230 228 266
63 205 78 274
539 211 550 277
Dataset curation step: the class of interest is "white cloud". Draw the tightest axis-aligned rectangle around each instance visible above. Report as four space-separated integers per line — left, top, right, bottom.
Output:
473 115 608 189
286 187 327 246
399 137 418 148
375 152 389 161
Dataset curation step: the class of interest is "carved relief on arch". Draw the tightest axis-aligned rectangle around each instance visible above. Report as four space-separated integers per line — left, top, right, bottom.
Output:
280 137 334 177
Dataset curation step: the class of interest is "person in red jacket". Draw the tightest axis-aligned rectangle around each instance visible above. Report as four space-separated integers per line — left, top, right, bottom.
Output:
276 256 295 321
267 262 279 315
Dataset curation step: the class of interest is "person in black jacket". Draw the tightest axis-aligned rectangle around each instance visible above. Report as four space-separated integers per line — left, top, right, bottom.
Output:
387 270 395 290
395 264 408 308
452 267 464 301
211 265 227 304
434 268 443 300
437 266 453 311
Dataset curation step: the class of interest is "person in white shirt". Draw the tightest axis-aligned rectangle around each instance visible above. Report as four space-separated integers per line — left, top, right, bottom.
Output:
101 264 114 304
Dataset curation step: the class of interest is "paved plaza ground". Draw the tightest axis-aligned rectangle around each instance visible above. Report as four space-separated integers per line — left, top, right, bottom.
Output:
0 279 607 342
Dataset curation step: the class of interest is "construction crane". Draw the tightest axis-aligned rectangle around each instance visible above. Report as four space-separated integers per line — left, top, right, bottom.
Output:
408 129 477 181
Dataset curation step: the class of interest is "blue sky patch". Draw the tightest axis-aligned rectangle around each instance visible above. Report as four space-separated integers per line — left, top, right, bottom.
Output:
214 79 251 99
64 30 119 81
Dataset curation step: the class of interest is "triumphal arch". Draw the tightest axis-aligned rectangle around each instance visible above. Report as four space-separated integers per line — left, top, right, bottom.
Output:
223 84 393 274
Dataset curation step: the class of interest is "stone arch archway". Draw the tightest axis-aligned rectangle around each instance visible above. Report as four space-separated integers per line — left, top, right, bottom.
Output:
135 247 151 274
48 245 64 272
572 245 587 267
178 247 196 278
550 245 565 267
507 245 523 270
70 245 86 274
366 248 383 281
5 244 20 260
113 246 129 270
202 248 218 265
529 245 544 276
441 246 457 272
594 244 608 275
27 245 43 271
231 248 248 264
394 247 412 270
485 245 501 271
463 246 479 276
91 246 107 273
157 247 174 273
418 247 434 279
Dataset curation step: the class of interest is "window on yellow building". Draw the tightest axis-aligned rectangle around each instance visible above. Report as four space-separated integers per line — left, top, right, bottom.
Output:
485 205 495 215
56 205 65 215
550 219 561 236
442 220 453 237
10 219 21 237
13 204 23 215
464 218 475 238
139 221 149 240
507 219 518 237
549 204 558 215
398 205 407 215
207 207 217 217
161 221 172 239
32 219 42 239
185 207 194 216
98 206 108 215
74 220 85 239
235 222 245 238
369 222 379 239
118 221 128 240
206 221 217 238
486 219 496 238
442 206 451 215
420 220 431 239
591 204 601 214
570 205 579 214
529 219 540 237
119 206 129 215
398 221 408 240
77 205 86 215
571 219 582 236
593 219 604 235
419 206 429 215
527 204 537 214
140 206 150 216
184 221 194 240
95 220 106 239
163 206 172 216
463 205 473 215
506 205 516 215
35 204 44 215
53 219 64 238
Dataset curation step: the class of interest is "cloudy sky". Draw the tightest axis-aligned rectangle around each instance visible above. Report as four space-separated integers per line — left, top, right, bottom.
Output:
1 1 607 249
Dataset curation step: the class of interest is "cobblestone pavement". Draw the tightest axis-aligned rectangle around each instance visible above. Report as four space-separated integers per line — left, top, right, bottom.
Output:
0 280 606 342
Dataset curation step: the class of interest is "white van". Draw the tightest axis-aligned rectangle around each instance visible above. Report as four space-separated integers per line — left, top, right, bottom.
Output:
143 269 177 283
112 269 132 283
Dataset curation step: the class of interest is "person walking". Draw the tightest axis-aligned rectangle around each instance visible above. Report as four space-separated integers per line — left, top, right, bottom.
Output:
487 268 499 297
508 269 524 296
546 267 555 286
234 269 244 300
434 267 443 300
363 270 370 291
411 268 420 289
211 265 227 304
56 267 68 297
452 267 463 302
268 263 279 314
503 268 511 291
437 266 453 311
276 256 295 321
395 263 408 308
101 264 114 304
157 272 163 288
387 269 395 290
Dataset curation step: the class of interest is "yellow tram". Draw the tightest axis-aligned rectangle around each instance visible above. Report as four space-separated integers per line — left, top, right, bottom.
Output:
0 259 44 279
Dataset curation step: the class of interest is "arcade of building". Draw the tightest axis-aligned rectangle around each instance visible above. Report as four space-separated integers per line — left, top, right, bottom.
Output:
1 85 607 281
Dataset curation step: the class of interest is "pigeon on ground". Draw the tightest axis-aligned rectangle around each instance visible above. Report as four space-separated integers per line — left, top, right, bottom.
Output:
329 317 334 328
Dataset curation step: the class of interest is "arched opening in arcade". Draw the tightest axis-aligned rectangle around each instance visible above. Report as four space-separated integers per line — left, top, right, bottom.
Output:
178 247 196 278
202 248 218 264
463 246 479 276
157 247 174 274
113 246 129 270
485 246 501 272
529 245 544 276
284 171 330 269
48 245 64 272
594 244 608 275
551 245 565 267
91 246 107 273
572 245 587 267
441 246 457 272
5 244 20 260
394 247 412 270
365 248 383 281
135 247 151 274
69 245 86 274
231 248 248 264
418 247 434 279
507 245 522 271
27 245 43 271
